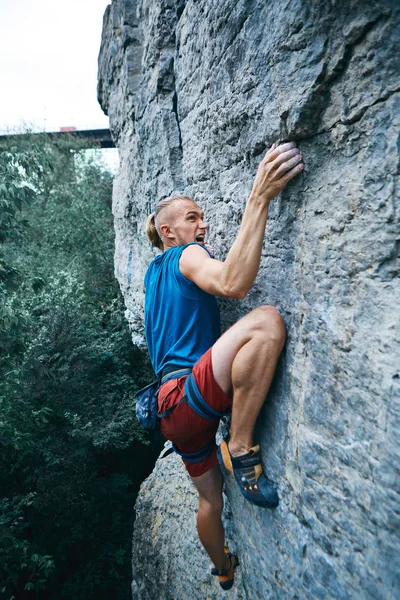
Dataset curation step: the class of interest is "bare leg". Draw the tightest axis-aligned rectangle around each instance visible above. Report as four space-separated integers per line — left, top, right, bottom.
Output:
191 465 231 572
211 306 285 456
190 307 284 567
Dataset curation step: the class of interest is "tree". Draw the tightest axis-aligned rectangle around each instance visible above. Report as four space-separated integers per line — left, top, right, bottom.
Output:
0 134 156 599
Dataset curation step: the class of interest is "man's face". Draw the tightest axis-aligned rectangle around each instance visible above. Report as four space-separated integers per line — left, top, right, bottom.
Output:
160 199 208 247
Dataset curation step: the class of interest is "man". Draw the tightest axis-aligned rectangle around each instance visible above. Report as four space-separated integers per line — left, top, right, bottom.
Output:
143 141 303 590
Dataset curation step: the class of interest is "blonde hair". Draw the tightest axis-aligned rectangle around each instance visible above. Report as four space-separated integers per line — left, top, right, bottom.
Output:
145 194 193 251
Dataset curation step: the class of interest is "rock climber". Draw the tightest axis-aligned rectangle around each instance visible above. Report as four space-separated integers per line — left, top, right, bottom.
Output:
143 141 303 590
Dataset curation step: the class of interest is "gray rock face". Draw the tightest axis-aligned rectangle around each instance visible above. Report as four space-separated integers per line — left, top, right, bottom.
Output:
98 1 400 599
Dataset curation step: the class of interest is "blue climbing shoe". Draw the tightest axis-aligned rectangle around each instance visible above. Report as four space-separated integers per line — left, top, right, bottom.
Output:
217 439 279 509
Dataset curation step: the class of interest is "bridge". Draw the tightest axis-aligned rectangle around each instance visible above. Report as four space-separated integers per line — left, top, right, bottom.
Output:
0 128 116 149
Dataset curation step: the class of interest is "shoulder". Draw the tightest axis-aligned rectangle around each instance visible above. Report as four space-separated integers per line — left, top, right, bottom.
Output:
181 242 213 261
179 244 221 289
180 243 213 272
144 253 161 276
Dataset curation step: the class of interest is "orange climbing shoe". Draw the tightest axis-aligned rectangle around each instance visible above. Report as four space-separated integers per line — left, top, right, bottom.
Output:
211 546 239 591
217 439 279 509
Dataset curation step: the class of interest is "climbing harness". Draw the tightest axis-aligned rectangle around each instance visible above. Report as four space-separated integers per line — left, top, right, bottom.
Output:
135 366 230 463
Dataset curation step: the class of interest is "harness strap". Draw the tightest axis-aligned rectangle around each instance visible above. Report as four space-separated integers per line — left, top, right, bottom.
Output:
172 440 215 463
160 367 192 385
185 374 230 420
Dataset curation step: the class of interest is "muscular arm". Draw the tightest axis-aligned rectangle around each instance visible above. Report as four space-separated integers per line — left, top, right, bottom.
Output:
180 142 304 298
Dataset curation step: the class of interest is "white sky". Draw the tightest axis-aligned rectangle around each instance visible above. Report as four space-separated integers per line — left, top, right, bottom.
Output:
0 0 111 133
0 0 119 170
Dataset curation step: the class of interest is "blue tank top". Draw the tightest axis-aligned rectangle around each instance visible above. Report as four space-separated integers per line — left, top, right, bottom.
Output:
144 243 221 377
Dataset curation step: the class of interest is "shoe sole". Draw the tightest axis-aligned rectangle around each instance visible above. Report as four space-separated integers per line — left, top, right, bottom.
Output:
218 440 233 474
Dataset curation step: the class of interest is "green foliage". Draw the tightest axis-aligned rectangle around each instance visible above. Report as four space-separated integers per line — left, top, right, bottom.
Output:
0 135 155 599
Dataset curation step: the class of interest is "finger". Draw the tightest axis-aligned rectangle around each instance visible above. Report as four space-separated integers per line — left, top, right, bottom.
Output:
271 147 300 169
279 161 304 185
275 153 303 178
265 142 277 155
265 141 297 162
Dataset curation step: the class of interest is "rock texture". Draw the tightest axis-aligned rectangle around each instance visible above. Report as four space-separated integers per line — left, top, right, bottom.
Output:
98 1 400 599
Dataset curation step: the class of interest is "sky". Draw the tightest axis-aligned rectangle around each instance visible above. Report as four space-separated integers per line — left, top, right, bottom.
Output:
0 0 118 168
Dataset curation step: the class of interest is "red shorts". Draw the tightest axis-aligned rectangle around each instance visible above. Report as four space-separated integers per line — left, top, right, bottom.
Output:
157 347 232 477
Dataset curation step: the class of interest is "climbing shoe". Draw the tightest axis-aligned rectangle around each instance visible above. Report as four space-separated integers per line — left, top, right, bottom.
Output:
217 439 279 509
211 546 239 591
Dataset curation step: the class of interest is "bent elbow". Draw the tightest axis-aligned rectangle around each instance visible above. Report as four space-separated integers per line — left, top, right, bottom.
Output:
219 271 249 299
222 284 248 299
235 288 248 300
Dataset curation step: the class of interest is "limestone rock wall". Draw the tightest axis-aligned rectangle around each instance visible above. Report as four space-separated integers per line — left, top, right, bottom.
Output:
98 1 400 598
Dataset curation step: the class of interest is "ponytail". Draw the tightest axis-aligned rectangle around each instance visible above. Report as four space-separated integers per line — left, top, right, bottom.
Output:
145 194 193 251
145 212 163 250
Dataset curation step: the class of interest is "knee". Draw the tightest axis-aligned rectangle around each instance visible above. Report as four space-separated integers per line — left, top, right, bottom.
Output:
252 305 286 347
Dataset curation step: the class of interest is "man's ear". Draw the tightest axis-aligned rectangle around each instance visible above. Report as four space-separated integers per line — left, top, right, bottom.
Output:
159 223 174 239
